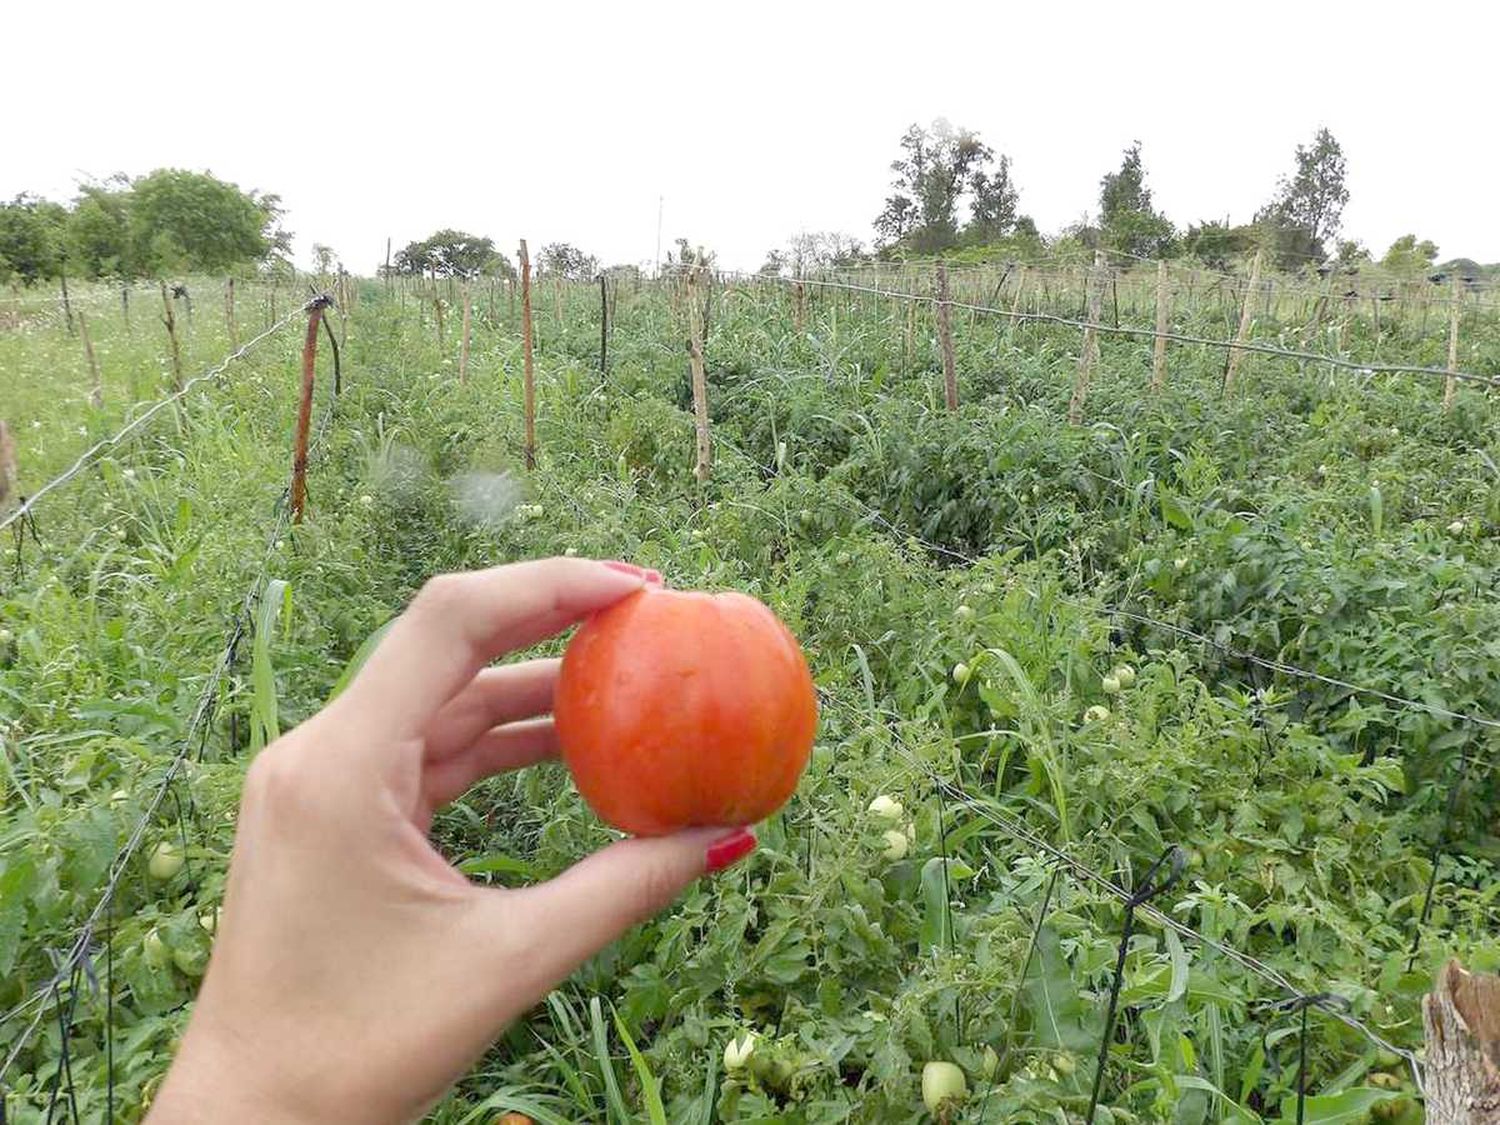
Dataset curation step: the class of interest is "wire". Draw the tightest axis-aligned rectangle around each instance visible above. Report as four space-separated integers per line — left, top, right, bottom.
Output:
0 299 318 537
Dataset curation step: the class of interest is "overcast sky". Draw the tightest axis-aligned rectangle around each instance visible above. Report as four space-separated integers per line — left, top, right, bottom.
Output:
7 1 1497 274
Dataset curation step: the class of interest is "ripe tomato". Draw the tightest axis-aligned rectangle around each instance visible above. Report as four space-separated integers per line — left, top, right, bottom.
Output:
554 588 818 836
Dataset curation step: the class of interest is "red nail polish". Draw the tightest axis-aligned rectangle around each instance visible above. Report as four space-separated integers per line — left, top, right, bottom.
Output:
706 828 757 873
644 569 664 586
603 560 650 580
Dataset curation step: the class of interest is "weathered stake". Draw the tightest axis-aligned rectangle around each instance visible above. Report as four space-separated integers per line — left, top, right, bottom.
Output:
1444 275 1463 410
159 280 183 390
687 261 712 484
1068 251 1106 425
1223 249 1264 394
935 263 959 410
1422 960 1500 1122
225 278 238 348
1150 260 1170 391
0 420 16 511
60 269 74 335
599 273 609 378
458 280 473 384
290 299 328 523
79 312 102 408
519 240 536 470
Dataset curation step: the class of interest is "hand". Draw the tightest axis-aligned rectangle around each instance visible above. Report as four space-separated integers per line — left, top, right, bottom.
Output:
149 558 757 1124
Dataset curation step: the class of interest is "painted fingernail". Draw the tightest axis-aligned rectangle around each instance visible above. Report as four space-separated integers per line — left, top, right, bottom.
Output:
644 568 664 586
603 560 651 580
706 828 757 873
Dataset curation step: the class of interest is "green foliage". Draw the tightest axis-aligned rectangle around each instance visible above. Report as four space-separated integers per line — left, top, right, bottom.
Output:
538 242 600 281
394 229 509 279
1255 127 1350 268
1381 235 1440 277
1099 142 1176 258
0 194 68 283
875 119 1017 253
127 169 274 275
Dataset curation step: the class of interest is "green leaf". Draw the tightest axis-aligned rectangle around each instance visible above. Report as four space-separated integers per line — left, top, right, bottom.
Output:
1281 1086 1401 1123
589 996 630 1123
457 852 545 881
612 1007 667 1125
326 617 396 703
1164 926 1189 1004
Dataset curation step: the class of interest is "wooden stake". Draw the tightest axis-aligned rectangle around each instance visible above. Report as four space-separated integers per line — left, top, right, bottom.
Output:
1222 249 1263 394
290 300 327 523
1444 276 1463 409
794 279 805 334
431 266 445 350
79 312 102 408
458 280 472 384
687 262 712 484
599 273 609 378
0 420 16 511
552 276 562 332
159 280 183 390
935 263 958 411
1422 959 1500 1122
1068 251 1106 425
384 237 393 295
1007 265 1028 346
225 278 238 348
519 240 536 470
1150 260 1170 391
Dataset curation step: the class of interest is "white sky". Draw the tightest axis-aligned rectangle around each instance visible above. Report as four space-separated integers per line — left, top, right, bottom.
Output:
7 1 1498 274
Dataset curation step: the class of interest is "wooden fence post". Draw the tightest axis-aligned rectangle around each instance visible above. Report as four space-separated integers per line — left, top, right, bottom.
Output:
60 268 74 336
1068 251 1106 425
431 266 445 350
599 273 609 378
458 280 473 384
519 240 536 470
1150 260 1170 391
225 278 238 348
935 262 959 410
688 262 712 484
159 280 183 390
794 278 806 334
552 276 563 333
0 420 16 512
290 298 329 523
1222 249 1263 394
1007 265 1028 346
1444 276 1463 409
384 237 393 295
1422 960 1500 1121
79 312 102 408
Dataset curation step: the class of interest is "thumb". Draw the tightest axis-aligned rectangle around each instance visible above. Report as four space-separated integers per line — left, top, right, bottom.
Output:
496 827 756 992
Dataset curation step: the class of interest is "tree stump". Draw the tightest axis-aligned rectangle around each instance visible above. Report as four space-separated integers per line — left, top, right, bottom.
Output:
1424 960 1500 1122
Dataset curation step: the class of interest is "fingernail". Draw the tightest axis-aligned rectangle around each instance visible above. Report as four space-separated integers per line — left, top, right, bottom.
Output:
644 568 664 586
706 828 757 873
603 560 651 580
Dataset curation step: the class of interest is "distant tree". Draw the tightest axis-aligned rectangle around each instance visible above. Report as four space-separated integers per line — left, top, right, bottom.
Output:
311 244 338 277
1380 234 1439 276
394 230 500 278
1182 220 1255 270
966 154 1020 244
128 169 273 275
0 194 68 283
1336 239 1371 266
67 180 135 280
1098 142 1176 258
874 120 993 253
664 239 715 271
1254 127 1349 268
538 242 599 281
784 231 866 274
758 248 787 276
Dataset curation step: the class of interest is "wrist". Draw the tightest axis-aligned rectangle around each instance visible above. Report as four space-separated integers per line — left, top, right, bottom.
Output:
148 1021 322 1125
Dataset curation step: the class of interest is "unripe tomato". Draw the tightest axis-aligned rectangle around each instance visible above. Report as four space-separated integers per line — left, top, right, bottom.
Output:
148 841 184 881
922 1061 968 1115
555 589 817 836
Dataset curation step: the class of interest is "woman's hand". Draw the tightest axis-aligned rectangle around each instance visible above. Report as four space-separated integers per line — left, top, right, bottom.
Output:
149 558 757 1124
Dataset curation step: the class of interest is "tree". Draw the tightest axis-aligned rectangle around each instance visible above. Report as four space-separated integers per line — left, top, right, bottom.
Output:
311 244 338 277
0 195 67 283
537 242 599 281
128 169 273 275
874 120 993 253
1381 234 1439 276
967 155 1020 244
784 231 866 274
394 230 503 278
758 248 787 276
67 180 134 280
1182 220 1256 270
1255 127 1349 268
1098 142 1176 258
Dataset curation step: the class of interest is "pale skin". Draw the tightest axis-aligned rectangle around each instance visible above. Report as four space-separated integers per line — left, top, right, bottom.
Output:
149 558 757 1124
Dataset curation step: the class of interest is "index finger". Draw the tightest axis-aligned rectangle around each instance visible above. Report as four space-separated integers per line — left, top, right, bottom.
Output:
343 557 649 737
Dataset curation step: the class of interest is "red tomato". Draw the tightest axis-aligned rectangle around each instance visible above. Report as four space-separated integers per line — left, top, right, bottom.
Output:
554 588 818 836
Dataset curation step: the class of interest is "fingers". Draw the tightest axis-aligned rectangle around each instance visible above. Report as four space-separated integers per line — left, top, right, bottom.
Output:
487 828 757 991
422 718 559 808
345 558 648 739
423 659 561 761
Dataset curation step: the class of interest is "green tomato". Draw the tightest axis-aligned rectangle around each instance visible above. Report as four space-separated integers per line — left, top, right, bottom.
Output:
952 662 970 685
1101 674 1122 695
1111 664 1137 689
142 929 170 970
148 841 184 881
922 1061 968 1115
954 604 976 622
881 829 909 861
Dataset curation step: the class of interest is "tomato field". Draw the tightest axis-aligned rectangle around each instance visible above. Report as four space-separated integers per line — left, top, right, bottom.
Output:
3 261 1500 1122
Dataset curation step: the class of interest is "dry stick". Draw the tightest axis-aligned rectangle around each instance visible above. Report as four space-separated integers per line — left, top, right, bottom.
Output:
289 300 328 523
794 279 806 334
79 313 102 409
1444 276 1463 410
599 273 609 378
431 267 445 350
0 421 16 511
59 269 74 335
159 281 183 390
934 263 958 410
225 278 238 349
687 262 712 484
1422 960 1500 1122
552 276 562 333
1222 248 1264 394
458 280 473 385
384 237 393 295
1068 251 1106 425
1007 265 1027 347
1150 260 1170 391
518 240 536 471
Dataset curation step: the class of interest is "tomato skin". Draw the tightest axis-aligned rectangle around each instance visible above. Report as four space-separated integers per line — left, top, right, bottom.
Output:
554 588 818 836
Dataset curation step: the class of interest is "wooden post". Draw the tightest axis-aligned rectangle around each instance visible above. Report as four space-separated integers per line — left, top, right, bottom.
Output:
1222 249 1263 394
431 266 445 350
1150 260 1170 391
384 237 393 295
1068 251 1106 425
904 298 915 373
79 312 102 408
687 262 712 484
290 299 328 523
0 420 16 512
599 273 608 378
1007 265 1028 346
59 269 75 335
794 279 805 334
225 277 238 348
1444 276 1463 409
120 283 130 329
458 280 472 384
1422 960 1500 1122
935 263 958 411
518 240 536 470
159 280 183 390
552 276 563 332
